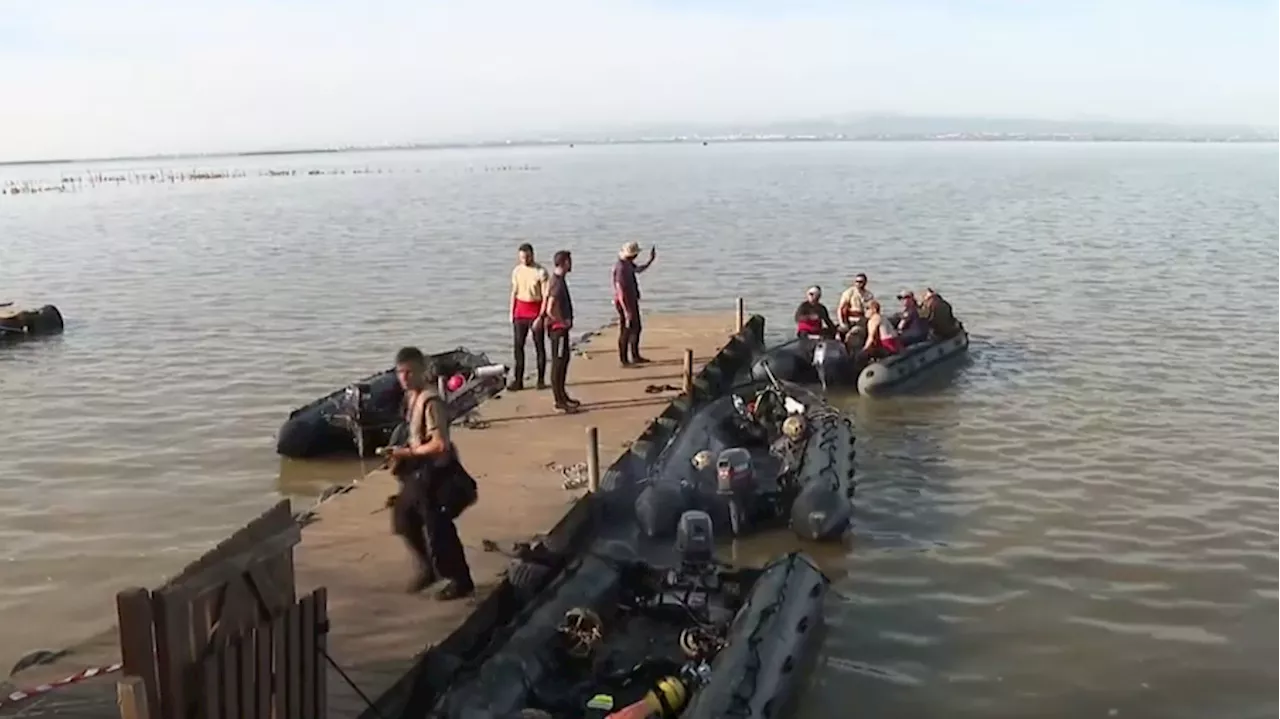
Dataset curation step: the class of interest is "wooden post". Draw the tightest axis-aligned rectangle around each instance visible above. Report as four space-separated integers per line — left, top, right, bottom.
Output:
115 588 160 716
735 297 745 333
586 427 601 493
116 676 152 719
682 349 694 395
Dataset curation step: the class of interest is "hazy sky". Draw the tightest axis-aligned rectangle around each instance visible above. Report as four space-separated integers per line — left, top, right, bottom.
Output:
1 0 1276 160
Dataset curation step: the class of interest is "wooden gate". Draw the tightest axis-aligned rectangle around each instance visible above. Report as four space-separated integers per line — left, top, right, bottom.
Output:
199 588 328 719
115 500 329 719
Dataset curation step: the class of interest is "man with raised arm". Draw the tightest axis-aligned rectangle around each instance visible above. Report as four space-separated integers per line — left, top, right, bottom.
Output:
612 241 657 366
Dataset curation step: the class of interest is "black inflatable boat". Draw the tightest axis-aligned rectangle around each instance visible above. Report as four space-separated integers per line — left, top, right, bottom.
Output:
630 377 856 542
275 347 508 458
433 529 828 719
0 304 64 341
752 324 969 396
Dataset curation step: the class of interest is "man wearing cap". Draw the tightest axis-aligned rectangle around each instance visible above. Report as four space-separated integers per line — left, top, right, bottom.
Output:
837 273 875 329
895 289 929 345
509 243 550 392
612 241 657 366
793 285 838 338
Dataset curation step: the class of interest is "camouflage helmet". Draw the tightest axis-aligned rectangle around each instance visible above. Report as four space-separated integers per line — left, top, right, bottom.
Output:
782 414 807 440
691 449 714 471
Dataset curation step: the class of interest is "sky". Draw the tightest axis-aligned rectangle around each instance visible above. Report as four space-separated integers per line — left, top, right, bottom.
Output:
0 0 1276 161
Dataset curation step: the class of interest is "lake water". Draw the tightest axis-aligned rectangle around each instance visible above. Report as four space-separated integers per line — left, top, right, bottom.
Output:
1 142 1276 718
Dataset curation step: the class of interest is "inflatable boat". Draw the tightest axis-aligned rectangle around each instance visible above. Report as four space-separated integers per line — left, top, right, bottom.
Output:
433 526 828 719
0 303 64 341
275 347 507 458
855 328 969 396
631 376 856 542
752 325 969 396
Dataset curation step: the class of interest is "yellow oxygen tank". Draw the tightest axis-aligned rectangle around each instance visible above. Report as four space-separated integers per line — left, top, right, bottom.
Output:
602 676 688 719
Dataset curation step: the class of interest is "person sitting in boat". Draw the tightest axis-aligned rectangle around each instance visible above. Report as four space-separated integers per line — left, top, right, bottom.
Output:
836 272 875 329
895 290 929 345
794 285 838 338
919 288 961 339
858 300 903 362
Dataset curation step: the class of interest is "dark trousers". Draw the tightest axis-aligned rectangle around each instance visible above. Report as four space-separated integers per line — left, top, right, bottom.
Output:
549 328 572 402
393 467 473 588
511 318 546 386
614 301 643 363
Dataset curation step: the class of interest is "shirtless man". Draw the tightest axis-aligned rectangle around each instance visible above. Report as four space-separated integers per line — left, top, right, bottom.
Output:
860 300 903 361
509 243 550 391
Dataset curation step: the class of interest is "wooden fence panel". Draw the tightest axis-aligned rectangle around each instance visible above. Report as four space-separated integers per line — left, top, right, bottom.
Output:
198 588 328 719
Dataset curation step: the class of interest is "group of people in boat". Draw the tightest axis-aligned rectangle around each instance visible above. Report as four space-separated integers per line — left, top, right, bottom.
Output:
794 271 961 363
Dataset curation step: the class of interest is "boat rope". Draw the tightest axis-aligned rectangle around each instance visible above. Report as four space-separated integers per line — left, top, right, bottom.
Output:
0 662 123 710
322 647 387 719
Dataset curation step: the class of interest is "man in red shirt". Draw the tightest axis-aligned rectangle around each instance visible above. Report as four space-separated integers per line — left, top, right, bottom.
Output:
611 241 656 366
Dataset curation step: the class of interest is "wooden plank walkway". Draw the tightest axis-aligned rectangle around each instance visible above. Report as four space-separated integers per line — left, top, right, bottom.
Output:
1 311 741 718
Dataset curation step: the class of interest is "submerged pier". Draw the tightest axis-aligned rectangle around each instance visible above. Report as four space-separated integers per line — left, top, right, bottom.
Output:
2 310 754 718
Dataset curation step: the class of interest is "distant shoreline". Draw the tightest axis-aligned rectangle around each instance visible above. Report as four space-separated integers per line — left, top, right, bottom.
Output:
2 135 1275 168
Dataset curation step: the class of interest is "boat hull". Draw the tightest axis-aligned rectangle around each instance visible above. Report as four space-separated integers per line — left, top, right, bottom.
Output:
275 347 506 458
857 329 970 396
0 304 64 341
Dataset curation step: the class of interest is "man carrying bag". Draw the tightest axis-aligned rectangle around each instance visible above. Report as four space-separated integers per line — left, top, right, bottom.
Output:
385 347 477 600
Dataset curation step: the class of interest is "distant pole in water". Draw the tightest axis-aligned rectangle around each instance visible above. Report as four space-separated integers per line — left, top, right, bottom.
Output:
586 427 601 493
735 297 745 333
682 349 694 395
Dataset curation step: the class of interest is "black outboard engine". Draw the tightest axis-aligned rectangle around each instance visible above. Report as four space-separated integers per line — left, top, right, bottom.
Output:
715 448 756 536
676 509 715 569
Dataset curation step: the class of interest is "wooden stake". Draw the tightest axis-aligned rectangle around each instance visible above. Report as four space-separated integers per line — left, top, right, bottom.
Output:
586 426 601 493
682 349 694 395
736 297 745 333
116 676 152 719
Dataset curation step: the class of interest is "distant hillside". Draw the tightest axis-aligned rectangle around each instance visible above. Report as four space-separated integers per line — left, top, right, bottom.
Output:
537 114 1279 143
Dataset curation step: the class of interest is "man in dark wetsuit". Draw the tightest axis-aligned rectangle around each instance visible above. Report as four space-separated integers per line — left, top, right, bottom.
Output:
545 250 581 412
611 241 656 366
794 285 838 338
387 347 475 600
919 288 961 339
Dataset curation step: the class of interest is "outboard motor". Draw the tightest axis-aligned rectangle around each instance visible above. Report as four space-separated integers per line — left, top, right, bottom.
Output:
676 509 715 568
335 382 371 455
716 448 756 536
811 338 853 391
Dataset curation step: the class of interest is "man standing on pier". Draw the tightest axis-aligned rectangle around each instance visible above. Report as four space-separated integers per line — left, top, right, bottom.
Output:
510 243 550 391
545 250 581 412
388 347 476 600
612 241 657 366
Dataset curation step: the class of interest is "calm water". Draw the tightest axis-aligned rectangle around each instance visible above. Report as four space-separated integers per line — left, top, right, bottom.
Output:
1 142 1276 718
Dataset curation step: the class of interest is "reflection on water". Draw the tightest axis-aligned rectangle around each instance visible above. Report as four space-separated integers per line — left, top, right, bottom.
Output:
1 142 1276 717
